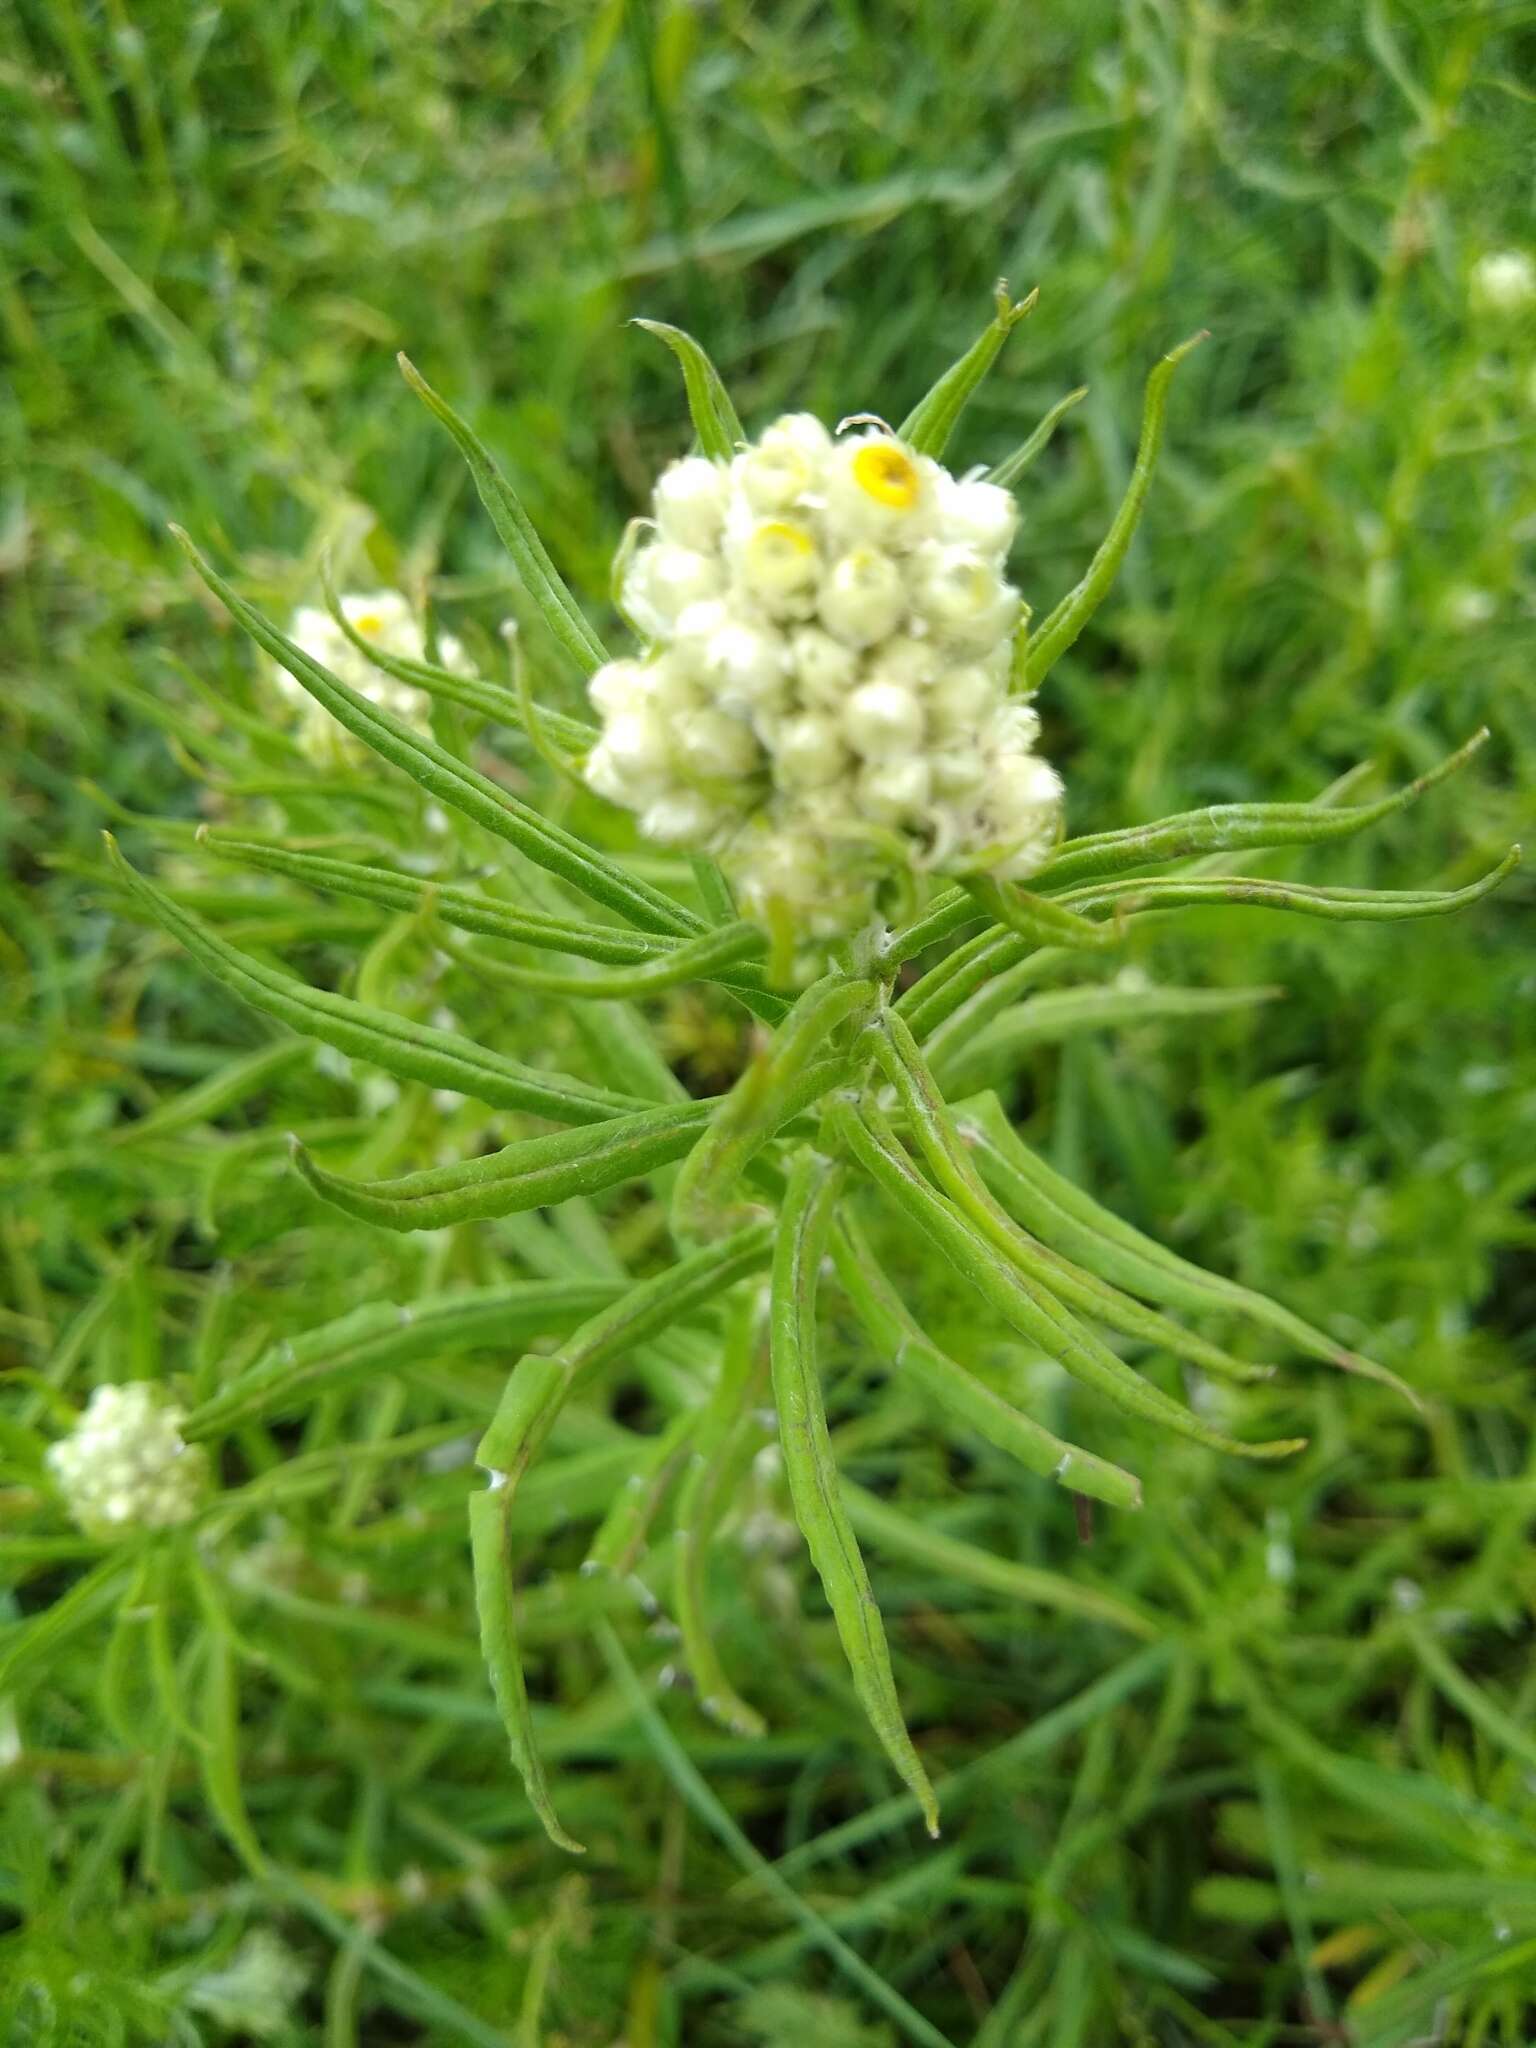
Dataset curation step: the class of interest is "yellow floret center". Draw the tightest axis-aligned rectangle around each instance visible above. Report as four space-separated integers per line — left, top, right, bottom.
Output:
754 520 815 559
354 613 383 635
852 442 920 509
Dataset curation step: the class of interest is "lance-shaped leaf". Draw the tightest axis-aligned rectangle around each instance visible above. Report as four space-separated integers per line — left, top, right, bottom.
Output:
935 982 1280 1098
397 355 609 676
185 1281 623 1438
170 528 701 941
1055 853 1522 926
873 1015 1273 1384
986 384 1089 487
1023 330 1206 689
633 318 745 463
899 280 1038 460
962 873 1115 951
959 1090 1421 1407
470 1226 773 1849
200 838 674 965
293 1098 716 1232
771 1152 940 1834
670 973 877 1241
671 1290 772 1737
319 560 597 751
107 838 647 1124
447 918 766 997
832 1218 1143 1510
830 1098 1304 1462
1034 728 1492 893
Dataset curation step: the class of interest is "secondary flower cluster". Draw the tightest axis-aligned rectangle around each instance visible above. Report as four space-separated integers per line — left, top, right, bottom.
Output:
276 590 466 754
584 416 1062 937
47 1383 209 1538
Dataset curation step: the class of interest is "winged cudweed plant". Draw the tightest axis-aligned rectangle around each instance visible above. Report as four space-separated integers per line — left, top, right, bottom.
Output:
102 285 1517 1852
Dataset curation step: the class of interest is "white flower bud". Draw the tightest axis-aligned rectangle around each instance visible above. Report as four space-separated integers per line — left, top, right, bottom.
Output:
843 679 924 761
733 414 831 511
588 658 651 717
47 1383 209 1538
857 756 931 824
912 543 1019 647
865 633 939 693
789 626 859 707
775 713 851 789
642 791 730 845
937 473 1018 559
676 709 760 781
734 519 821 616
1470 250 1536 316
653 456 730 549
927 662 996 738
985 752 1063 876
819 546 906 646
623 542 723 639
931 747 987 799
824 433 935 549
700 619 789 710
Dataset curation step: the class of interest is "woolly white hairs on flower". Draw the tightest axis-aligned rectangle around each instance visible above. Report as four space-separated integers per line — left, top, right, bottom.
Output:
586 419 1062 944
47 1383 209 1537
273 590 468 753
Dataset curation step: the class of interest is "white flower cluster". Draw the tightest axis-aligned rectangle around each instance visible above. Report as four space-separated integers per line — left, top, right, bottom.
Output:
584 417 1062 938
46 1383 209 1538
276 590 467 753
1469 250 1536 317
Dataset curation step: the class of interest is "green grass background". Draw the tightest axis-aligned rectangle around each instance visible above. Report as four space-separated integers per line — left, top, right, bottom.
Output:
4 1 1535 2042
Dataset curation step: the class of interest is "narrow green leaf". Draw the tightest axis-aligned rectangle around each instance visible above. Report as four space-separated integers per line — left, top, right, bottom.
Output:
397 355 609 674
185 1281 623 1438
841 1483 1155 1635
985 384 1089 487
832 1217 1143 1509
873 1015 1273 1385
671 973 876 1240
448 918 766 997
469 1484 585 1854
961 1091 1420 1407
107 836 647 1123
0 1550 132 1694
1023 331 1206 687
771 1152 940 1834
200 837 673 965
476 1223 773 1474
963 873 1114 950
898 280 1038 459
294 1100 715 1232
1058 850 1522 926
632 318 744 462
200 1630 267 1875
583 1407 699 1579
170 527 701 939
831 1100 1304 1461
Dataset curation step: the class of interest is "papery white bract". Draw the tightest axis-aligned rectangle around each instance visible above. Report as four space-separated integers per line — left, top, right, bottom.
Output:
584 419 1063 942
47 1383 209 1537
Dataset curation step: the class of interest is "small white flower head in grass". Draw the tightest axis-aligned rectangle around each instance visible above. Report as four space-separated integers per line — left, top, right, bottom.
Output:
46 1383 209 1538
1469 250 1536 318
584 415 1062 949
274 589 468 753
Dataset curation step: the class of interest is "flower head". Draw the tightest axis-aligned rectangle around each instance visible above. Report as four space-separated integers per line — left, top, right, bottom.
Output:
47 1383 209 1538
584 418 1062 945
275 590 467 754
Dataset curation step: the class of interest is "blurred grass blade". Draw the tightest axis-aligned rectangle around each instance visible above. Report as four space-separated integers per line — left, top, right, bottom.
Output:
583 1407 698 1578
670 973 877 1240
832 1216 1143 1509
0 1551 132 1693
832 1099 1304 1460
200 1628 268 1875
632 318 744 461
170 528 700 939
899 280 1037 459
986 384 1089 487
294 1099 715 1231
397 355 609 675
771 1152 940 1834
470 1483 585 1854
961 1092 1420 1406
1024 331 1206 688
107 837 649 1123
186 1282 623 1438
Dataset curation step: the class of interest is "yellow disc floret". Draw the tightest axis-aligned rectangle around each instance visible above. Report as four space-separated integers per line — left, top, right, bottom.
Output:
852 441 921 509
